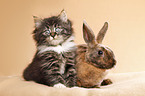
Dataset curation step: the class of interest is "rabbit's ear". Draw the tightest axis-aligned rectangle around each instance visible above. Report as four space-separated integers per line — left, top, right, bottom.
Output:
96 22 108 44
83 20 96 47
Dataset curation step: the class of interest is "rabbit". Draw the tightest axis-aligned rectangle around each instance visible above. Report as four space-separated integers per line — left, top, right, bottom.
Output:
76 21 116 88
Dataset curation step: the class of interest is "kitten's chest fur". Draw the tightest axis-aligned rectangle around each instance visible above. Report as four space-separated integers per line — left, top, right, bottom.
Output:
37 36 75 54
37 36 76 74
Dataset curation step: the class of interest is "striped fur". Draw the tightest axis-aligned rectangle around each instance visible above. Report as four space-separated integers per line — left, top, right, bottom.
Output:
23 10 77 87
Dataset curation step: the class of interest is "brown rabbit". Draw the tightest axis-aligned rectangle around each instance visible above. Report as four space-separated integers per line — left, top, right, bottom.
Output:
76 21 116 88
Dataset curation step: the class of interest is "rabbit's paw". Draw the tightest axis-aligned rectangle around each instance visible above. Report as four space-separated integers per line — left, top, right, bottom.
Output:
101 79 113 86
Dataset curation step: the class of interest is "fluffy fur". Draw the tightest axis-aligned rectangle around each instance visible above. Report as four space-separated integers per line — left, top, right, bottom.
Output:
23 10 77 87
37 36 75 54
76 21 116 88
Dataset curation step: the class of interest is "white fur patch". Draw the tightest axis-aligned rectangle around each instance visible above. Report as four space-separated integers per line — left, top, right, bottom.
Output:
60 60 66 74
53 83 66 88
37 36 75 54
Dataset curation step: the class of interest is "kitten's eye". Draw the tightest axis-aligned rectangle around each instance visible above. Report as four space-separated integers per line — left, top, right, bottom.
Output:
55 28 62 32
98 50 103 55
43 30 50 35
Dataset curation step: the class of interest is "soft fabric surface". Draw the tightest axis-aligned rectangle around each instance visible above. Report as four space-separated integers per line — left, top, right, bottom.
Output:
0 71 145 96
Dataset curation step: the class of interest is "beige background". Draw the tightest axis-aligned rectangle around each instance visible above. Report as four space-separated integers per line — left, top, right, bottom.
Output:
0 0 145 76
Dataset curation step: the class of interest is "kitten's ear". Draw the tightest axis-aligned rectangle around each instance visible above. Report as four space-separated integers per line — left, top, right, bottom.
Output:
33 16 42 28
58 9 68 23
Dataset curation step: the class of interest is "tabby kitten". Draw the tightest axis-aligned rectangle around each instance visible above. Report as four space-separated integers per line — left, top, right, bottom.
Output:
23 10 77 88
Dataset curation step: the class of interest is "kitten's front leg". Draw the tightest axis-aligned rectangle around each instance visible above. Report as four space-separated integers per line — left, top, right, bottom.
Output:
65 66 77 87
43 66 65 87
64 51 77 87
39 51 66 87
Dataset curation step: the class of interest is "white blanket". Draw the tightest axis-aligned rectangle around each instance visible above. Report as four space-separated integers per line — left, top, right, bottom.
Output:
0 71 145 96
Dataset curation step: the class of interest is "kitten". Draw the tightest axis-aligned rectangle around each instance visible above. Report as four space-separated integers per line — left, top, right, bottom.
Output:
23 10 77 87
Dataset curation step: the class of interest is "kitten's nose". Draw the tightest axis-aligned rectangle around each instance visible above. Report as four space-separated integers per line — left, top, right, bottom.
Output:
50 32 56 38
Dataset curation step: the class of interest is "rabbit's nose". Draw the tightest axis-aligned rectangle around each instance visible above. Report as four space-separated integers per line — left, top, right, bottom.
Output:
113 59 117 66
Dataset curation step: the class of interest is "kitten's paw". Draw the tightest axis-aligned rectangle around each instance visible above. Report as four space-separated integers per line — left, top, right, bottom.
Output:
53 83 66 88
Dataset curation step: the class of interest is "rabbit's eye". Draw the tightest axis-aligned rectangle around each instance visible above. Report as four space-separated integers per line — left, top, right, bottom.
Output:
98 50 103 55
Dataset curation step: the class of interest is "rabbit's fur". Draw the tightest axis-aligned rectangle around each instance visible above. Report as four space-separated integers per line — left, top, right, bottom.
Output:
76 21 116 88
